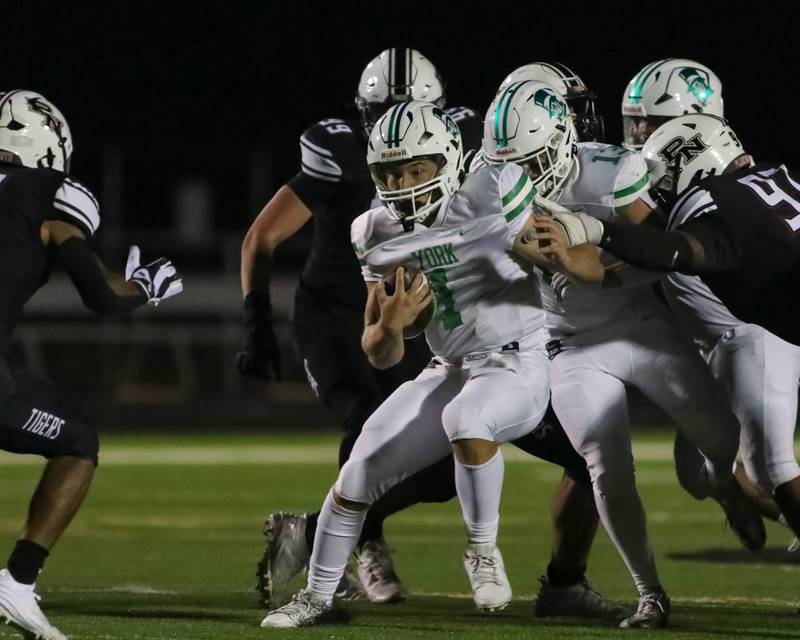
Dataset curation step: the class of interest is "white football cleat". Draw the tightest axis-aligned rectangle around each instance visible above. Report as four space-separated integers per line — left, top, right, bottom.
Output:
355 539 407 604
619 589 670 629
256 512 311 607
463 544 512 612
0 569 67 640
260 589 332 628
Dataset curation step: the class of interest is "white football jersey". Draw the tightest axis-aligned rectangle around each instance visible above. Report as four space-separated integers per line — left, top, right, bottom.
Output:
547 143 658 334
352 163 545 359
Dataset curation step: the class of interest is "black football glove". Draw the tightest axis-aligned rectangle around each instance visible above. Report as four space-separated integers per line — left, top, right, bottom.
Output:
237 292 282 381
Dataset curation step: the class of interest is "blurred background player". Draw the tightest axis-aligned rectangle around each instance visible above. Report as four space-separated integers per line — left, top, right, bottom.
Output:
0 90 182 640
239 48 482 605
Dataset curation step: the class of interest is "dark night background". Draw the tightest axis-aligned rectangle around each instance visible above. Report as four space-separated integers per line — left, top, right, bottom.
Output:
2 0 796 235
2 0 797 427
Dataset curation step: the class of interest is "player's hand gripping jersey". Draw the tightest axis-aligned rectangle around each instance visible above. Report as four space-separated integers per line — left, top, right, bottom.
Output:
290 108 482 312
352 163 545 359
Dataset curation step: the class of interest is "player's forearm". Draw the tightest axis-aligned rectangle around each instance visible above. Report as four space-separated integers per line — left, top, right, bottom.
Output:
57 238 146 315
559 244 606 284
240 229 275 296
597 220 697 273
362 321 405 369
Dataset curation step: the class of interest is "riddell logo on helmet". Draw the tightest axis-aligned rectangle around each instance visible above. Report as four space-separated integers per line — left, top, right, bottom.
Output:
494 147 520 157
381 149 410 161
623 104 645 116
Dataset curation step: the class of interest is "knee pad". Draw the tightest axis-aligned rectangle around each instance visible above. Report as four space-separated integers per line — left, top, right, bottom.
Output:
334 456 382 506
441 397 491 442
765 458 800 494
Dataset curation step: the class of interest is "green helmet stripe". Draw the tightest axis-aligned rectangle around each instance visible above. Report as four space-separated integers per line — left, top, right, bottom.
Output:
630 58 673 104
495 81 526 147
391 101 411 148
386 104 399 148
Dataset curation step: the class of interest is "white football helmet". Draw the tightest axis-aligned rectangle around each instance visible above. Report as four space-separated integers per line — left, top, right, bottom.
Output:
0 90 72 172
498 62 604 142
483 80 577 198
622 58 723 150
355 48 445 138
642 114 750 196
367 100 463 224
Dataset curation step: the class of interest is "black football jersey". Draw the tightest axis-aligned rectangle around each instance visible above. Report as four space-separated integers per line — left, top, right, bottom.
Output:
0 164 100 355
667 162 800 345
287 107 483 313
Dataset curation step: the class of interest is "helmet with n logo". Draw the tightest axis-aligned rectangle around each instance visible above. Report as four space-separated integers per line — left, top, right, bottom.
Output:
642 114 750 195
622 58 723 150
498 62 604 142
0 90 73 172
483 80 577 198
355 48 445 138
366 101 463 223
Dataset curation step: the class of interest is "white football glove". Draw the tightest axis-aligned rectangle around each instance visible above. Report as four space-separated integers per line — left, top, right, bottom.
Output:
125 246 183 306
549 210 604 247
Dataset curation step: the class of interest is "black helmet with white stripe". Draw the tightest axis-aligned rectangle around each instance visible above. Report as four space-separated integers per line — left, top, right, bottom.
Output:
355 48 445 139
0 90 73 172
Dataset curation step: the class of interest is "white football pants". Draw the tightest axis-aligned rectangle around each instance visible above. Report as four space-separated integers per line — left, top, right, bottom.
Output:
550 310 741 592
675 324 800 496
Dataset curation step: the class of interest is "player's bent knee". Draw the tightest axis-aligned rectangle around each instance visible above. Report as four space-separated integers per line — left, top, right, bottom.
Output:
765 458 800 495
334 457 385 506
331 487 369 512
592 468 637 500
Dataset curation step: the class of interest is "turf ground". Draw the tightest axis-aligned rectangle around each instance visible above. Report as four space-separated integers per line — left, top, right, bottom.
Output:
0 431 798 640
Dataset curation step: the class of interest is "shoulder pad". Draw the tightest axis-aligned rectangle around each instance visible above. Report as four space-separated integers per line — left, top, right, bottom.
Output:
53 177 101 236
668 186 717 230
300 118 362 184
612 150 650 210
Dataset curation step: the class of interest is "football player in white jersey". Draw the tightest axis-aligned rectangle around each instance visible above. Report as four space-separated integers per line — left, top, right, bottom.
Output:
618 61 798 541
485 80 764 629
260 100 619 629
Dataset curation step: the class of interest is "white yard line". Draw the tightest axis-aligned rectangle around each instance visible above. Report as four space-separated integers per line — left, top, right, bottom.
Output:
1 441 798 466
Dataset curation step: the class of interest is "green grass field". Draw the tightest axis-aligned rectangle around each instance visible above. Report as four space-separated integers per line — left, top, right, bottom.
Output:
1 431 798 640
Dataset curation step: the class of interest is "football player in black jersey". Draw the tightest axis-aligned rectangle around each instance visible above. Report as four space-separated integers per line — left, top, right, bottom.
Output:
0 90 182 640
240 48 485 605
534 113 800 541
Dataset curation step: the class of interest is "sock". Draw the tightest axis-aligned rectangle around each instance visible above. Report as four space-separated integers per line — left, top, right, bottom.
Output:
304 511 320 551
593 474 661 594
359 511 384 547
454 449 504 546
547 561 586 588
307 491 366 603
7 540 49 585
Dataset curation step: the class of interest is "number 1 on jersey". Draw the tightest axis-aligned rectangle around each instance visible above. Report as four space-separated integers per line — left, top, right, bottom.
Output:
427 268 463 329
